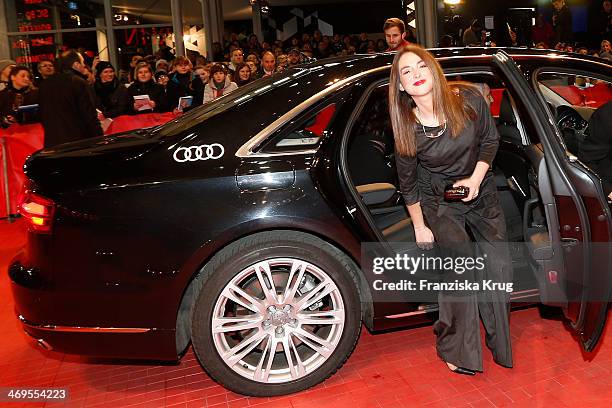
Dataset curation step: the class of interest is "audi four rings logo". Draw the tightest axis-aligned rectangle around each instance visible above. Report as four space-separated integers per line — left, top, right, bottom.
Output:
173 143 225 163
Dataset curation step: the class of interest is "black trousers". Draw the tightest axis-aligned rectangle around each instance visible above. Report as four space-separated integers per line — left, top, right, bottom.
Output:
421 176 513 371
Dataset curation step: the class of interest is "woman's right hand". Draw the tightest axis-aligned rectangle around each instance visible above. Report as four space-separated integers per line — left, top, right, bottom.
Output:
415 226 435 250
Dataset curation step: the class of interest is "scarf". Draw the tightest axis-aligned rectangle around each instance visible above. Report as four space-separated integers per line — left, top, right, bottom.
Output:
212 80 225 98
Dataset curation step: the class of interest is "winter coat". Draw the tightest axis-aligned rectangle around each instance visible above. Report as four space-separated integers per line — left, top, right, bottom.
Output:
553 6 573 45
0 83 39 127
127 79 165 114
166 72 198 111
203 77 238 104
39 69 103 148
94 78 130 118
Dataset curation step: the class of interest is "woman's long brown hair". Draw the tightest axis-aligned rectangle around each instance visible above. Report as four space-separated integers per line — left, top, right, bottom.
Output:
389 45 475 157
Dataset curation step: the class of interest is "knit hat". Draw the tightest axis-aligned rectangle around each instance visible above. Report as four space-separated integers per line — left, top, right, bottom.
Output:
0 59 16 75
155 59 169 70
95 61 115 77
154 70 168 81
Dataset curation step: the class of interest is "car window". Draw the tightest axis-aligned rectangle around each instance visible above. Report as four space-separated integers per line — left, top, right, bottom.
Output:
536 72 612 157
273 103 337 149
257 86 350 154
346 83 396 186
537 73 612 109
445 74 506 117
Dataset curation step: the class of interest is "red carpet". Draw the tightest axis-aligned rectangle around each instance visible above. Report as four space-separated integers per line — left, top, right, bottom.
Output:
1 218 612 407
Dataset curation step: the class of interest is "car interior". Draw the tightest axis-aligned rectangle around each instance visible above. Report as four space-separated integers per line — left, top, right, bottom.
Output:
343 74 557 305
344 69 612 313
537 72 612 166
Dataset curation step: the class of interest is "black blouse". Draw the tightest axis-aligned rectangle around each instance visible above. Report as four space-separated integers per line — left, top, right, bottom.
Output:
396 89 499 206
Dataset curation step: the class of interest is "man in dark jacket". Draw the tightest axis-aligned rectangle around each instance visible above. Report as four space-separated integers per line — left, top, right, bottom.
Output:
552 0 573 46
596 0 612 44
578 100 612 200
39 50 103 148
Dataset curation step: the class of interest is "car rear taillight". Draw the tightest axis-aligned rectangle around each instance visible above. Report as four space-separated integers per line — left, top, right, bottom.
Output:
18 181 55 233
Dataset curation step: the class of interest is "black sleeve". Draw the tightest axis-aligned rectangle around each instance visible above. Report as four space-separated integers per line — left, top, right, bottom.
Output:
0 91 10 127
165 81 181 112
75 78 103 138
155 88 171 112
149 84 165 113
580 102 612 163
0 89 13 117
191 77 205 106
396 153 420 205
126 83 138 114
105 85 130 118
581 102 612 195
471 91 500 166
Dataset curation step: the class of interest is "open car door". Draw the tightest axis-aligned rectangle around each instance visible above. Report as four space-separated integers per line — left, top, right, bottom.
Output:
493 51 612 352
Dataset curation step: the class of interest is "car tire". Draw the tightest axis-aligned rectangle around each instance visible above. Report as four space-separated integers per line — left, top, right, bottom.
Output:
191 230 362 396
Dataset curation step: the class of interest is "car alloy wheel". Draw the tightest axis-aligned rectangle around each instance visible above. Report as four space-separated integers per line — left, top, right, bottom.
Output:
190 231 362 396
211 258 345 384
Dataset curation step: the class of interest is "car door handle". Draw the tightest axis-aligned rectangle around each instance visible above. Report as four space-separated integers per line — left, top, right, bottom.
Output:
236 160 295 192
561 237 579 247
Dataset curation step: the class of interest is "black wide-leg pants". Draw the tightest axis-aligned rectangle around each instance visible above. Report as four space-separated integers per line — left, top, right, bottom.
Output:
421 178 513 371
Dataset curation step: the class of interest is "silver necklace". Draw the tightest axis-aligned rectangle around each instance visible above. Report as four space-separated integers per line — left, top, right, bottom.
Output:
415 106 447 139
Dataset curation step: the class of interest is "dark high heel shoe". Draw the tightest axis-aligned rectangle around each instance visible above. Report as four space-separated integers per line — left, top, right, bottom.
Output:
445 362 476 376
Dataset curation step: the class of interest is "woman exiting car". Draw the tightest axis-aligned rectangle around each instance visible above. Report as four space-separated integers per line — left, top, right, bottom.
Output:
389 45 513 375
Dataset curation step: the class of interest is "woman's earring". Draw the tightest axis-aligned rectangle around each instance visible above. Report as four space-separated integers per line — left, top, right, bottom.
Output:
399 83 405 92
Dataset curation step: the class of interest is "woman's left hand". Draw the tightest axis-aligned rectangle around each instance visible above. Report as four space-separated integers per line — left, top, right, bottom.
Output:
453 177 482 202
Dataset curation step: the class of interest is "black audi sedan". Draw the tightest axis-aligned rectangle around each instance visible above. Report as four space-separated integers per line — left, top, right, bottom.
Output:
9 48 612 396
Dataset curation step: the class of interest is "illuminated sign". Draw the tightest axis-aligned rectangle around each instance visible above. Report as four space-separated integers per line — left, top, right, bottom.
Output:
11 0 56 64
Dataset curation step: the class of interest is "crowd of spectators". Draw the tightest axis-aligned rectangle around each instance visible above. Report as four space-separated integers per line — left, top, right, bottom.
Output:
453 0 612 61
0 20 417 130
0 0 610 132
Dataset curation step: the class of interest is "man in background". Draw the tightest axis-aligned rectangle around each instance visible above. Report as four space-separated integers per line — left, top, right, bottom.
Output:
463 19 483 46
596 0 612 43
39 50 102 148
228 48 244 74
552 0 573 46
287 48 302 68
36 59 55 82
578 101 612 200
259 51 277 78
383 18 411 51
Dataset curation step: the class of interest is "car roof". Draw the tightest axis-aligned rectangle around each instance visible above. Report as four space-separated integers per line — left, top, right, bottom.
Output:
293 47 612 72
